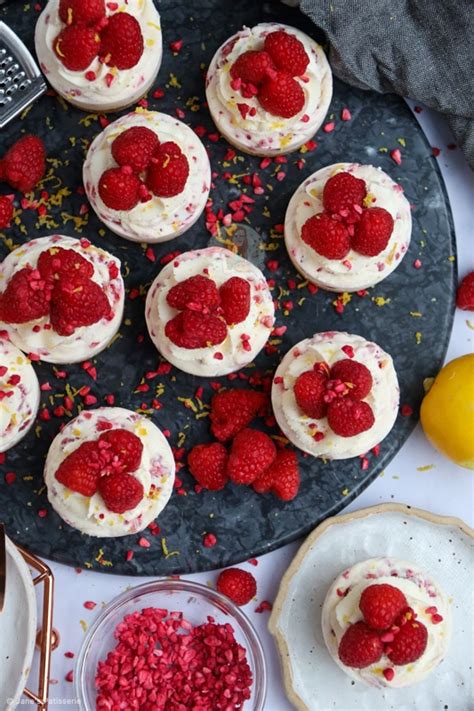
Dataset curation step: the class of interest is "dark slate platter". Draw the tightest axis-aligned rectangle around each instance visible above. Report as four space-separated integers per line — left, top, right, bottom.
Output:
0 0 456 575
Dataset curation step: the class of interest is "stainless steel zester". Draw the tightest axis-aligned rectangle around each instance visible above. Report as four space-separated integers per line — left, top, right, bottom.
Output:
0 20 46 129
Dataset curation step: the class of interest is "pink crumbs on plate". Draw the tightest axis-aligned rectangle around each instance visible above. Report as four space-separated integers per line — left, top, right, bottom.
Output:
95 607 253 709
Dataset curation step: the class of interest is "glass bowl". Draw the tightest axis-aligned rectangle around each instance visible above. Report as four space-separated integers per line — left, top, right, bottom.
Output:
75 578 267 710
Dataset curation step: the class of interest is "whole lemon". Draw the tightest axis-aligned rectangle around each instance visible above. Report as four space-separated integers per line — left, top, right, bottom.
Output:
420 353 474 468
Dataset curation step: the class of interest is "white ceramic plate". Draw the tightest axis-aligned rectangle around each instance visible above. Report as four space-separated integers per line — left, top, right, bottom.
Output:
269 503 474 711
0 537 37 710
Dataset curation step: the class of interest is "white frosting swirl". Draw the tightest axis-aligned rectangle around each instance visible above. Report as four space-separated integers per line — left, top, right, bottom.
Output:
322 557 452 688
0 340 40 453
145 247 275 376
44 407 175 537
83 110 211 243
0 235 124 364
271 331 399 459
205 23 332 156
34 0 162 112
285 163 412 291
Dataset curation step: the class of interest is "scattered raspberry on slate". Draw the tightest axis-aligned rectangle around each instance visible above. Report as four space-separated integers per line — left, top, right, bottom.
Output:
301 213 351 260
38 247 94 282
359 584 408 630
99 429 143 473
327 397 375 437
111 126 160 173
258 71 305 118
230 50 275 84
330 359 373 400
98 472 144 514
219 276 251 325
322 171 367 217
100 12 144 70
188 442 229 491
0 267 51 323
352 206 394 256
456 271 474 310
338 621 384 668
0 196 13 228
387 617 428 665
0 135 46 193
49 274 111 336
216 568 257 606
167 274 220 312
251 465 275 494
54 25 100 71
294 368 329 419
59 0 105 26
165 311 227 348
264 30 309 76
146 143 189 198
227 428 276 484
98 167 141 210
263 449 300 501
55 441 102 496
210 388 267 441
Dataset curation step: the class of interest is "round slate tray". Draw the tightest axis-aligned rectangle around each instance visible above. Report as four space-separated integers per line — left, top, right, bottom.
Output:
0 0 456 575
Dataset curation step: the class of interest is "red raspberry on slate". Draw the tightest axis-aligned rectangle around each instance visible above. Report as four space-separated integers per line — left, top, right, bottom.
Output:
294 369 328 419
227 428 276 484
330 359 373 400
49 274 111 336
98 167 141 211
216 568 257 606
55 441 102 496
387 618 428 665
0 196 13 228
0 267 50 323
111 127 160 174
0 135 46 193
165 311 227 349
210 389 267 441
264 30 309 76
166 274 220 312
327 397 375 437
230 50 275 84
322 171 367 216
338 621 384 668
59 0 105 26
301 213 351 260
54 25 100 71
146 143 189 198
98 472 144 514
99 429 143 473
352 207 394 256
219 276 251 325
100 13 144 70
38 247 94 282
359 584 408 630
188 442 229 491
258 71 305 118
256 449 300 500
456 271 474 310
252 465 275 494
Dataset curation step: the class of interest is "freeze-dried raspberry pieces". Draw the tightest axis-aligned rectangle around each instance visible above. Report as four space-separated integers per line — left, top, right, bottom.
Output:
188 442 228 491
165 310 227 349
0 267 51 323
227 428 276 484
49 274 111 336
167 275 220 312
210 388 267 441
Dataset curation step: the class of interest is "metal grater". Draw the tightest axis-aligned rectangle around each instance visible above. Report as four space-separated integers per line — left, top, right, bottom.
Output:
0 21 47 129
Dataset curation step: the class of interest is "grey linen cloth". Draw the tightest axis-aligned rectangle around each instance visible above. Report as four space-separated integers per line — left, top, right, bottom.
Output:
298 0 474 168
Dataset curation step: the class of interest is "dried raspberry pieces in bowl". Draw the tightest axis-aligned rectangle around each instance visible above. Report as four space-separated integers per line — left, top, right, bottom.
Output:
83 110 211 243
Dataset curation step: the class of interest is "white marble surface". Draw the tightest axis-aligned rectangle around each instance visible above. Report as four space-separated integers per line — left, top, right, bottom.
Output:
25 103 474 710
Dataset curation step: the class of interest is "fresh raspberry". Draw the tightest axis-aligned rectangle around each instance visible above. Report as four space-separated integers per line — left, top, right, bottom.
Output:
188 442 229 491
98 472 144 514
327 397 375 437
264 30 309 76
322 171 367 217
258 71 304 118
294 369 328 418
219 276 251 325
230 50 275 84
100 13 144 70
338 621 383 668
251 466 275 494
264 449 300 501
352 207 394 257
456 271 474 310
387 617 428 665
54 25 100 71
359 584 408 630
98 167 141 211
55 441 102 496
146 143 189 198
0 267 50 323
59 0 105 26
98 429 143 473
301 213 351 260
330 359 373 400
49 274 111 336
227 428 276 485
216 568 257 606
0 135 46 193
0 196 13 228
166 275 220 313
165 311 227 349
38 247 94 282
111 127 160 174
210 389 267 441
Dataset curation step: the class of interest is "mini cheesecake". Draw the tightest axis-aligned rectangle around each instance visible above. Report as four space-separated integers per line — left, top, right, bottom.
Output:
0 340 40 453
0 235 124 364
44 407 175 537
145 247 275 376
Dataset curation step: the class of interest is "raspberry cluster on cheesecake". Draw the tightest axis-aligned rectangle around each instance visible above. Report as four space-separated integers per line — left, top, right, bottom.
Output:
0 340 40 453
